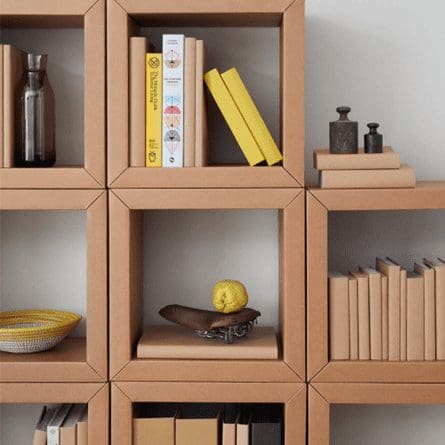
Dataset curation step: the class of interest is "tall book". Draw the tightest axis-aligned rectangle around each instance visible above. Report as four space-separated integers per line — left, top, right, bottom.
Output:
129 37 148 167
60 404 86 445
47 404 72 445
176 406 220 445
400 268 407 361
133 405 176 445
33 406 57 445
328 272 349 360
351 270 370 360
3 44 25 168
406 272 424 361
348 275 359 360
381 275 389 360
194 40 207 167
221 67 282 166
376 258 401 361
76 408 88 445
204 68 265 166
162 34 184 167
414 262 436 360
361 268 382 360
250 405 282 445
424 258 445 359
145 53 163 167
183 37 196 167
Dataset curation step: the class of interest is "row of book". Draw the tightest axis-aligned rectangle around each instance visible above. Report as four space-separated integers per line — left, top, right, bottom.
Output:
134 403 282 445
33 404 88 445
329 257 445 361
129 34 282 168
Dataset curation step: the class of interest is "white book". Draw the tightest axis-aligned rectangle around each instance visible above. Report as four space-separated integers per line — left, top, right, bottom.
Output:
162 34 185 167
47 404 72 445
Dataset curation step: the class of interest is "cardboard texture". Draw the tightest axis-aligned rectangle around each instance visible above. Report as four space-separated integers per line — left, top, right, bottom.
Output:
406 272 424 361
133 417 174 445
0 45 3 168
400 269 407 361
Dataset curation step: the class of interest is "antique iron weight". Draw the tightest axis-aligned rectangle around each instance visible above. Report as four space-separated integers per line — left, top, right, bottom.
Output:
329 106 358 154
364 123 383 153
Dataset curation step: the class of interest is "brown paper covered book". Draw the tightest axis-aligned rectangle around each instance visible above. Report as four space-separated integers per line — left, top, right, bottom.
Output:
137 325 278 359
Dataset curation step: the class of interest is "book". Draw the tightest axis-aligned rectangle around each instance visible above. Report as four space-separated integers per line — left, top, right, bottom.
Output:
313 147 400 170
351 271 370 360
381 275 389 360
250 405 282 445
320 164 416 189
47 404 72 445
3 44 25 168
348 275 359 360
76 408 88 445
361 268 382 360
162 34 184 167
204 68 265 166
33 406 57 445
400 268 407 361
129 37 147 167
221 67 282 166
136 325 278 360
133 405 176 445
194 40 207 167
328 272 349 360
376 258 401 361
424 258 445 359
60 404 86 445
236 410 250 445
414 262 436 360
183 37 196 167
145 53 163 167
222 405 237 445
176 405 220 445
406 272 424 361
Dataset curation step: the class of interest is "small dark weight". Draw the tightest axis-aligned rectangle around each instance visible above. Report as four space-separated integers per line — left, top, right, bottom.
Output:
364 123 383 153
329 106 358 154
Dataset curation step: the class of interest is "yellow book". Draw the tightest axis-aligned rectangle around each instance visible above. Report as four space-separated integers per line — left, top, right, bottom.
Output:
221 67 282 166
204 68 264 166
146 53 162 167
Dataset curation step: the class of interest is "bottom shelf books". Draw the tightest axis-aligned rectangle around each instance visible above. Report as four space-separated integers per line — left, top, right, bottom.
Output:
133 403 283 445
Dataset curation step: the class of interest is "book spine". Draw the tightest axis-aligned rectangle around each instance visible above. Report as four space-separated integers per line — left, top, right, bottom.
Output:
400 269 407 361
436 265 445 359
129 37 147 167
204 68 264 166
47 426 60 445
183 37 196 167
329 274 349 360
357 276 370 360
369 273 382 360
348 277 359 360
221 67 282 166
381 275 389 360
406 274 424 361
146 53 163 167
194 40 207 167
162 34 184 167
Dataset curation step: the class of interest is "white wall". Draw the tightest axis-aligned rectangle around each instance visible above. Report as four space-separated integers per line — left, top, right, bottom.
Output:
306 0 445 442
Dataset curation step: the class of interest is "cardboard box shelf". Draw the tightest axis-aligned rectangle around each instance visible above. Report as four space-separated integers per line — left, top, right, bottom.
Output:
0 189 107 382
109 188 305 382
0 0 105 189
309 383 445 444
0 382 109 445
112 381 306 445
107 0 304 188
307 182 445 383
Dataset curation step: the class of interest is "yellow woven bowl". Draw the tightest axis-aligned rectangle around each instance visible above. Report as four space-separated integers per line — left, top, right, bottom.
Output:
0 310 81 354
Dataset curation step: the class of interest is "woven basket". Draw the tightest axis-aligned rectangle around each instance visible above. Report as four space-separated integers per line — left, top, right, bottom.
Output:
0 310 81 354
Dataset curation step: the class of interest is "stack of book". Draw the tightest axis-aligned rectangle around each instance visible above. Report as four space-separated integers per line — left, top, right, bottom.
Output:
133 403 282 445
129 34 281 168
329 257 445 361
33 404 87 445
313 146 416 188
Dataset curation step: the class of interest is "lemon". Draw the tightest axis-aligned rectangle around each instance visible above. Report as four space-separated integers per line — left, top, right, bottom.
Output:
212 280 248 314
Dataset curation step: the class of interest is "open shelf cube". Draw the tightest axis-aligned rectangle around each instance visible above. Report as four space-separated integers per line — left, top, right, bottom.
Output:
307 182 445 383
107 0 304 188
0 382 108 444
109 188 305 382
112 381 305 444
309 383 445 444
0 0 105 188
0 189 107 382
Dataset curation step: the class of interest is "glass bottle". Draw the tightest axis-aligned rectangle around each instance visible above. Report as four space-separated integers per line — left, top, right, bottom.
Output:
14 53 55 167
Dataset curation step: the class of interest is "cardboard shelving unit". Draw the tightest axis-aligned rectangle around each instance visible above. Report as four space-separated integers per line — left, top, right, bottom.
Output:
107 0 304 188
112 381 306 445
0 0 105 189
0 382 109 444
0 189 107 382
307 181 445 383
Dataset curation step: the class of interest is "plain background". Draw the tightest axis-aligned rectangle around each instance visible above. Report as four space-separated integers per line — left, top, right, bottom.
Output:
1 0 445 442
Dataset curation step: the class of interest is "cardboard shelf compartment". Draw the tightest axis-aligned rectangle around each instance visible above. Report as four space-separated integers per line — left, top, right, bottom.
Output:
0 189 107 382
112 381 306 445
109 188 305 382
0 0 105 189
307 182 445 383
107 0 304 188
